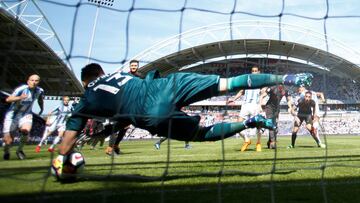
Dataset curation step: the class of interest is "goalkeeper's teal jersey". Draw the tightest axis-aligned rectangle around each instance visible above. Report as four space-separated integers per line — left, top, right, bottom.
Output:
66 71 220 137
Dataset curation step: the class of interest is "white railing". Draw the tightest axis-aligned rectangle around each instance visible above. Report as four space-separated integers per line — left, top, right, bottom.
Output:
119 20 360 74
1 0 72 70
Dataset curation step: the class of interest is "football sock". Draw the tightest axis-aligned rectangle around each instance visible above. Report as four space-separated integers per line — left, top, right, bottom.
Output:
99 138 105 147
194 122 247 141
106 127 125 147
291 132 297 147
51 136 61 148
108 135 116 147
39 131 49 147
239 132 250 142
91 139 98 147
310 127 321 144
4 144 11 154
17 132 28 152
256 129 262 144
312 125 322 144
115 128 127 145
227 74 283 92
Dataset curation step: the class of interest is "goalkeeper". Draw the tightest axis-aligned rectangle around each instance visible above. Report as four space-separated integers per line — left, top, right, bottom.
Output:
53 63 313 177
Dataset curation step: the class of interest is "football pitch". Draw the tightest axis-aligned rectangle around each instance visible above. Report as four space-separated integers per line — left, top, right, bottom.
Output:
1 135 360 203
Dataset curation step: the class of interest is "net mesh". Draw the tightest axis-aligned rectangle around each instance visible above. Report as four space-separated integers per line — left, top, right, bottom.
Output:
1 0 360 202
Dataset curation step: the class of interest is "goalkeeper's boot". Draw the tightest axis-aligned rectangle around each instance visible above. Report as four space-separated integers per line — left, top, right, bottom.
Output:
283 73 313 86
287 145 294 149
244 115 276 130
318 143 326 148
35 146 41 153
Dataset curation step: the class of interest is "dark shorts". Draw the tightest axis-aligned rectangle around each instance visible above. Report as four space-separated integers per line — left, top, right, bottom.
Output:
295 115 313 127
156 111 201 141
264 107 280 120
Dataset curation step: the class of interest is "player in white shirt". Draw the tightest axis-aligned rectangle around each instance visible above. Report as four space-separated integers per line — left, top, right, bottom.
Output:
227 66 266 152
35 96 73 153
2 74 44 160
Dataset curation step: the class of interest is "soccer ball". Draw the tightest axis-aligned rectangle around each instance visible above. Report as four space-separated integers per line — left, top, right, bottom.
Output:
51 152 85 181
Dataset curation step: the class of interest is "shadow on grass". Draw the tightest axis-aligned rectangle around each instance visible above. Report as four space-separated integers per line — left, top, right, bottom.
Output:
71 169 297 183
1 154 359 178
1 176 360 203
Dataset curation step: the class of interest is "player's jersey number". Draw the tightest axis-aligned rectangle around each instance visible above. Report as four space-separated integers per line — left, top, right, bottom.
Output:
89 72 133 95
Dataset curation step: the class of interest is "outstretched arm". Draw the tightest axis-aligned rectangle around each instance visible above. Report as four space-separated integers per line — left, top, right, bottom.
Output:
5 93 27 103
316 92 325 103
218 73 313 93
227 89 244 104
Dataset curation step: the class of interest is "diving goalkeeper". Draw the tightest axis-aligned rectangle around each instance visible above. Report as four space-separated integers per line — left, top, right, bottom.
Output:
52 63 313 178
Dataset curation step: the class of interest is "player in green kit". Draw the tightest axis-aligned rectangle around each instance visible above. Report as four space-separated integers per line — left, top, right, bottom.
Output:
52 63 313 179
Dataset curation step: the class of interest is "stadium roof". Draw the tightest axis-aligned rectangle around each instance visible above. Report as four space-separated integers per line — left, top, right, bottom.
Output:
140 39 360 82
0 8 83 96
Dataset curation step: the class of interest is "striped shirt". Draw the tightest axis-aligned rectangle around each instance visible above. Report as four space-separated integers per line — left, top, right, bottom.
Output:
6 84 44 118
51 103 73 125
243 89 261 104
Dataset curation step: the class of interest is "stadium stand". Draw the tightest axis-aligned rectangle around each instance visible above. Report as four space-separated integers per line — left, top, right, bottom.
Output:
0 7 83 96
189 59 360 105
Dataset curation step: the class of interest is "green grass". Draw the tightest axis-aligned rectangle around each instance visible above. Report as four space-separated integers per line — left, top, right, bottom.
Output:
1 135 360 203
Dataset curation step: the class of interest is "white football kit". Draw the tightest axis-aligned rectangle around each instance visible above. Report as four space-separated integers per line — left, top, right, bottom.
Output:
46 103 73 133
239 89 262 119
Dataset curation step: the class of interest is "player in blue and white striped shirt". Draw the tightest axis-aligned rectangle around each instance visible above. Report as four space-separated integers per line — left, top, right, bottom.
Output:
2 74 44 160
227 66 266 152
35 96 73 153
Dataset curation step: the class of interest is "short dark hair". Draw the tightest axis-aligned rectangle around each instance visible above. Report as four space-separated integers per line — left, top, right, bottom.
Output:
129 59 139 64
81 63 104 82
305 91 312 95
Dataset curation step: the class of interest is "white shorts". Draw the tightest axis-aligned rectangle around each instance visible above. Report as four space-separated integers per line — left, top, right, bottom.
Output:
239 103 262 137
239 103 261 119
2 113 33 134
46 121 66 133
